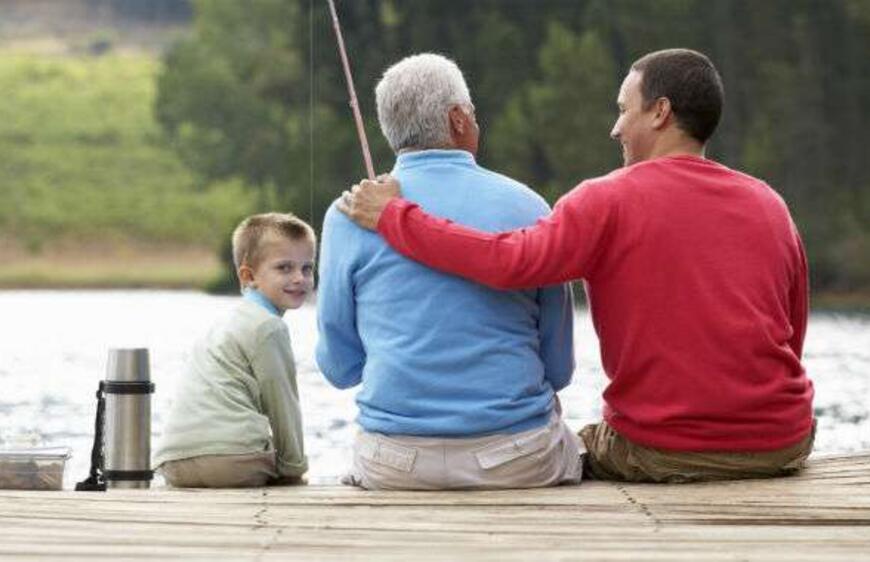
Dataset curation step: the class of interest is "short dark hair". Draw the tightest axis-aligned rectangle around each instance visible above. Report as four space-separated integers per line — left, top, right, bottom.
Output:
631 49 723 143
232 212 316 270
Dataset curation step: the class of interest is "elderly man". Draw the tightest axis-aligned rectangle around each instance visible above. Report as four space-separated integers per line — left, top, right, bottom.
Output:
316 53 582 490
340 49 815 483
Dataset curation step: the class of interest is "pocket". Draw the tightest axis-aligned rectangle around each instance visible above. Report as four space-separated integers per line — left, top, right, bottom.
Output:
474 426 552 470
356 435 417 473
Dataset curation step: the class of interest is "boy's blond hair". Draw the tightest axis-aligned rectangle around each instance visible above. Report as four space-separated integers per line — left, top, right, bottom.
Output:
231 212 316 272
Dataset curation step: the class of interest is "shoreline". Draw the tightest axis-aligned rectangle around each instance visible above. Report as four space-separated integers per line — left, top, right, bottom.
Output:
0 246 222 291
809 292 870 314
0 266 870 314
1 246 868 310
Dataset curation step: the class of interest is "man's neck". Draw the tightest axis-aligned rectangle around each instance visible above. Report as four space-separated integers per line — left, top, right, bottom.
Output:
648 134 705 161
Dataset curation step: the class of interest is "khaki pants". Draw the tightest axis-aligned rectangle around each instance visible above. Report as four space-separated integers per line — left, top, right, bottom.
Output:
159 451 278 488
579 421 815 483
346 414 585 491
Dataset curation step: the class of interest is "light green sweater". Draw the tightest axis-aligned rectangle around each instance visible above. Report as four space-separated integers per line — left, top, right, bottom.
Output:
153 299 307 477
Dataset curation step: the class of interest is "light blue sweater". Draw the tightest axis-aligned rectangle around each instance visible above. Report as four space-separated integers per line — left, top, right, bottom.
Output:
316 150 574 436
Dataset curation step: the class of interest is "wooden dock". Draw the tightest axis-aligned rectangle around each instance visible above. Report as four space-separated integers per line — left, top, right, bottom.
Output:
1 452 869 561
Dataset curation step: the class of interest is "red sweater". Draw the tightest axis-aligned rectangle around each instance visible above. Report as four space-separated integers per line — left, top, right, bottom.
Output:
377 155 814 451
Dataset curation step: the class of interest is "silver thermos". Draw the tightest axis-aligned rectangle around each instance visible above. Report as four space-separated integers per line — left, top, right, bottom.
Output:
102 348 154 489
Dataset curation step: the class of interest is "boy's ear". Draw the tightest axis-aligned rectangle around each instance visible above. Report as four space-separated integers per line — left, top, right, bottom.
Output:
238 265 255 287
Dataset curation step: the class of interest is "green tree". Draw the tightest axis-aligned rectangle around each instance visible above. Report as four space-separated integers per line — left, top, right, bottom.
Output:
157 2 297 178
491 25 620 201
156 0 870 296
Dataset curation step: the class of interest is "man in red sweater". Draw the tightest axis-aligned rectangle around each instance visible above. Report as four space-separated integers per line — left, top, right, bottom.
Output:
338 49 815 483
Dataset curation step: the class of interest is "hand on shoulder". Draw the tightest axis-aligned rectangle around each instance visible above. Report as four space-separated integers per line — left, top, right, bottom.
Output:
338 174 402 231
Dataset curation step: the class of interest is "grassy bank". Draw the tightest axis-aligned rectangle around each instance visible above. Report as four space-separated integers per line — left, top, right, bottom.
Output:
0 244 221 289
4 247 869 312
811 293 870 315
0 47 252 285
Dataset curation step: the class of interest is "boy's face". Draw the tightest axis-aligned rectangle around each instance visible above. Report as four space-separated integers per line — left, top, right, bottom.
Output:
243 234 315 313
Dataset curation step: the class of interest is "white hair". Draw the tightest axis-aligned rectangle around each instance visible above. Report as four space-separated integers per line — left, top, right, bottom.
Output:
375 53 472 153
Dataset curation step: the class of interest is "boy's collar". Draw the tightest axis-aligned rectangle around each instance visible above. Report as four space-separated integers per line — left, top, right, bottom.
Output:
243 288 282 316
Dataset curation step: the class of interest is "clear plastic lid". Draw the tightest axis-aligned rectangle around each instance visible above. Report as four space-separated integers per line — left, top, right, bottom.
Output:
0 447 72 460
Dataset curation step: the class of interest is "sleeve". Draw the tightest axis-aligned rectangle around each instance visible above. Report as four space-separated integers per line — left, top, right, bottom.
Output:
315 204 366 389
252 327 308 478
376 180 617 290
788 226 809 359
537 283 576 392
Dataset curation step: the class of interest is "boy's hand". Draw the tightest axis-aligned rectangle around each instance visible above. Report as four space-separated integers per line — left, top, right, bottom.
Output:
338 174 402 231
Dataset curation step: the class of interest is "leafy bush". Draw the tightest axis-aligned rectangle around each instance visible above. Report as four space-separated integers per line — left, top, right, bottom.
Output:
0 51 253 253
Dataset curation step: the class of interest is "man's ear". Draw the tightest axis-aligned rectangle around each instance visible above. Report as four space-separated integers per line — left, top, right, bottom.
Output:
448 105 467 136
651 97 672 130
238 265 255 287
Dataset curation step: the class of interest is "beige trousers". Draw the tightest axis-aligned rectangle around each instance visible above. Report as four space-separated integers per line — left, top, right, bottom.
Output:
346 414 585 491
158 451 278 488
579 421 815 483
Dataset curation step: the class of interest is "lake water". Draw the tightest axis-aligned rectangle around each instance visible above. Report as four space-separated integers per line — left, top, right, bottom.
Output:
1 290 868 487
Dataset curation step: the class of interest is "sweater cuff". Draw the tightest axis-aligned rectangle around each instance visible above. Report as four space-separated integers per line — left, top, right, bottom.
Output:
277 455 308 477
377 197 415 236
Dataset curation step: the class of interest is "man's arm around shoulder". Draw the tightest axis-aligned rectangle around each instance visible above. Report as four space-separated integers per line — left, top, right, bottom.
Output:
341 175 620 290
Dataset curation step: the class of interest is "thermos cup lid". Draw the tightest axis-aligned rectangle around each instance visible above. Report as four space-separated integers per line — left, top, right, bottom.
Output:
105 348 150 383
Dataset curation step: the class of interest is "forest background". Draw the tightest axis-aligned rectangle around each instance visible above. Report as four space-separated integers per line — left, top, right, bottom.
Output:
1 0 868 306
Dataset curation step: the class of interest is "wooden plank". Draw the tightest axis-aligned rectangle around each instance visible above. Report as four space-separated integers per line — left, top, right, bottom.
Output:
0 453 868 561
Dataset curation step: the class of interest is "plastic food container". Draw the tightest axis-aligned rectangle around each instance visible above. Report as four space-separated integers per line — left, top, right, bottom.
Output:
0 447 72 491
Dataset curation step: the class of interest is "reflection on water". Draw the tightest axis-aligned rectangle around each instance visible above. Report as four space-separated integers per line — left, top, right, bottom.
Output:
1 290 868 487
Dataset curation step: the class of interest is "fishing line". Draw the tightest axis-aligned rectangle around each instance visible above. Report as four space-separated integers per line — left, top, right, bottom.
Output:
309 0 315 224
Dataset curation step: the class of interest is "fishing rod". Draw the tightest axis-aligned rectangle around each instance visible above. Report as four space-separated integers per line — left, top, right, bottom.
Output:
326 0 376 180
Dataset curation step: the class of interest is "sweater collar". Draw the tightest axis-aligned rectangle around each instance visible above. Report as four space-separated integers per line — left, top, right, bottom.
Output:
394 149 476 170
243 288 281 316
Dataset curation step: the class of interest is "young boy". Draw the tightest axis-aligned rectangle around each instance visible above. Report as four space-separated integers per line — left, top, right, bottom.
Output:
154 212 315 487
